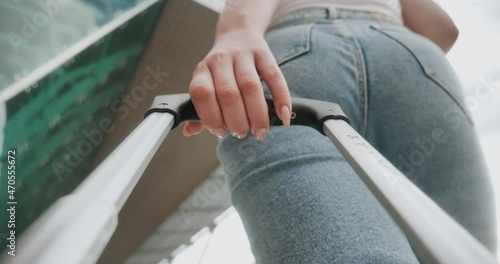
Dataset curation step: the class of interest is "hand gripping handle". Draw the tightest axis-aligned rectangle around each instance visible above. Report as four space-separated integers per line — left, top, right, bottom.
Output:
144 93 350 135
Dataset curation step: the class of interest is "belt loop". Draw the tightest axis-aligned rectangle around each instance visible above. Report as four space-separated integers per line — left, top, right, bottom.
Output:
327 6 338 19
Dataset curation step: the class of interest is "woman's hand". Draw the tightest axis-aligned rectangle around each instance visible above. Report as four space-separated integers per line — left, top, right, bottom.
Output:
183 27 291 142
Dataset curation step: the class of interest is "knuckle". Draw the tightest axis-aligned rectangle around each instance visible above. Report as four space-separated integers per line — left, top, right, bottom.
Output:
190 83 211 101
238 76 261 94
231 49 245 59
194 61 207 73
217 86 240 102
207 51 228 64
253 47 268 57
262 67 282 81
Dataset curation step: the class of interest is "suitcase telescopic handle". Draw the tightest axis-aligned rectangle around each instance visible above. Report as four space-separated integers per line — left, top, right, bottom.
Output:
145 93 350 135
144 93 496 264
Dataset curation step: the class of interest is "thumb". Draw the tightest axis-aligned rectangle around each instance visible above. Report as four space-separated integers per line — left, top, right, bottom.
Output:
183 121 206 137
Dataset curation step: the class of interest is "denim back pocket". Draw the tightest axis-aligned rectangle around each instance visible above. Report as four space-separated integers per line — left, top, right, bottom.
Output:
370 24 472 122
265 23 315 66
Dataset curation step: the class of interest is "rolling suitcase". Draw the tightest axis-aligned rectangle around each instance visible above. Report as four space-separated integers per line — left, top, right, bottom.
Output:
4 94 496 264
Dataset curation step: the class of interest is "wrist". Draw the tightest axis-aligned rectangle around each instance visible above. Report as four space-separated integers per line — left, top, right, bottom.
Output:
215 11 266 39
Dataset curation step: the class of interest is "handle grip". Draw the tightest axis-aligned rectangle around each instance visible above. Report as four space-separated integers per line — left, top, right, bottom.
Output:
144 93 350 135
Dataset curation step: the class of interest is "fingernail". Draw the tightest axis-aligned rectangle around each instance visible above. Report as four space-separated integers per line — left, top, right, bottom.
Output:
232 132 247 139
184 126 192 137
281 106 291 127
214 128 226 139
255 128 267 142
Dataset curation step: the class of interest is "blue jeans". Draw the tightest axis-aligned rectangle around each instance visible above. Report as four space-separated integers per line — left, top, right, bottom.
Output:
216 8 496 263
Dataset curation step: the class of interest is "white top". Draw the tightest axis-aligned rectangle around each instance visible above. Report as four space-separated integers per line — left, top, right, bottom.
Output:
272 0 403 24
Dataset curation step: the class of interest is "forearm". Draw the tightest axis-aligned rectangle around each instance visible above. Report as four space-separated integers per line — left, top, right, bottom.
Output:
401 0 459 53
216 0 281 38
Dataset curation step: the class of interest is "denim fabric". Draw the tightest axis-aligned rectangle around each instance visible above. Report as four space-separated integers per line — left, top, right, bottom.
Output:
216 8 496 264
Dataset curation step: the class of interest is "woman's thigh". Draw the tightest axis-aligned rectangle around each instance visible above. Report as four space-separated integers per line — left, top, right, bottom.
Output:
217 22 419 263
352 20 497 252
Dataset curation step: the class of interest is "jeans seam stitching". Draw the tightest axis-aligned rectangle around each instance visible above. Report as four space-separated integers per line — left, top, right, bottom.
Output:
274 23 315 66
372 27 474 125
341 21 368 135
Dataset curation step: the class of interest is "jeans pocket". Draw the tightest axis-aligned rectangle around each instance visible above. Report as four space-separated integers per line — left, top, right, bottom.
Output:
265 23 315 66
370 24 473 123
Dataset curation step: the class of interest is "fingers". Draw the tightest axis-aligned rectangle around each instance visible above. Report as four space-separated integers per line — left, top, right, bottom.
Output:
255 49 291 127
208 52 250 139
189 62 227 138
234 54 269 141
188 45 291 141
